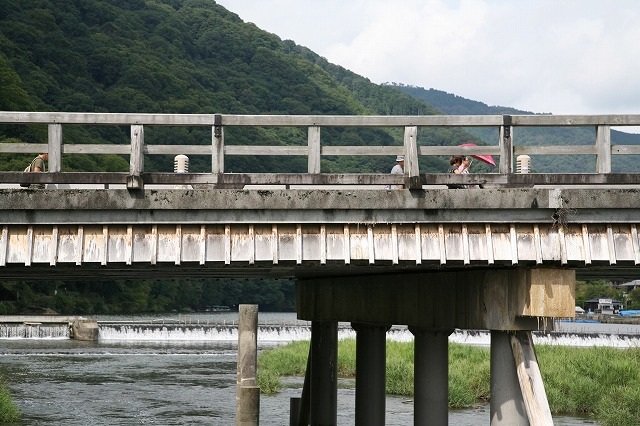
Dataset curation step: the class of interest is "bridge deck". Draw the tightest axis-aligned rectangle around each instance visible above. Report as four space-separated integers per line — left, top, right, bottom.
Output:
1 188 638 280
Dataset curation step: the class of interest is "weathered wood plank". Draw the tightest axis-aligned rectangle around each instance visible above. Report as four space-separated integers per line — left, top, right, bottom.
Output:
509 331 554 426
514 145 597 155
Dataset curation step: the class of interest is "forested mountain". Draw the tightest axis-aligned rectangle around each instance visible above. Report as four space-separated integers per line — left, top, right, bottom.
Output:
0 0 480 176
395 84 640 173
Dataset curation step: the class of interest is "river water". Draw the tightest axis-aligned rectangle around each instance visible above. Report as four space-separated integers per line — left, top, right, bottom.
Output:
0 312 628 425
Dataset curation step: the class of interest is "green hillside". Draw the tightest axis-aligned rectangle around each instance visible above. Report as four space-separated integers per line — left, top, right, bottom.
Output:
0 0 485 175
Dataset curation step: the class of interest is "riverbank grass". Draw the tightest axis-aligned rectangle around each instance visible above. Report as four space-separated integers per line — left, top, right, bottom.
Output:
258 340 640 426
0 378 20 423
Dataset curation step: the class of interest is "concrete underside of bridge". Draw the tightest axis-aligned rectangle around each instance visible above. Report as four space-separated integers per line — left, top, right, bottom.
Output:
293 267 573 425
297 268 574 330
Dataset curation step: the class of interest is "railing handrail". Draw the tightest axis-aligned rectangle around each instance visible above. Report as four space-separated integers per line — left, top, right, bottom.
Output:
2 112 640 189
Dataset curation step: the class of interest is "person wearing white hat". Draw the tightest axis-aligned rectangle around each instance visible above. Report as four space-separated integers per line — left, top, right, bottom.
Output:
388 155 404 189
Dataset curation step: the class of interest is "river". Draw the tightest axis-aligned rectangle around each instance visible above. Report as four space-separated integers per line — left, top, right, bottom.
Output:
0 312 625 425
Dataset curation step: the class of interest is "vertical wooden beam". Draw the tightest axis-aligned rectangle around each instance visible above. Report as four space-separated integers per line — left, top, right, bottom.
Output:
307 126 321 174
596 125 611 173
76 226 84 266
499 115 513 173
415 224 422 265
391 224 399 265
225 224 231 265
200 225 207 265
533 224 542 264
150 225 158 265
320 224 327 265
462 223 470 265
403 125 418 175
367 225 375 265
486 224 495 265
126 225 133 266
51 226 59 266
213 114 224 173
272 224 279 264
438 224 446 265
48 123 62 173
403 126 419 188
607 224 616 265
510 224 518 265
582 224 592 265
296 224 303 265
25 226 33 267
558 225 567 265
249 225 255 265
175 225 182 265
631 224 640 265
344 224 351 265
236 304 259 425
128 125 144 189
101 226 108 266
1 227 9 266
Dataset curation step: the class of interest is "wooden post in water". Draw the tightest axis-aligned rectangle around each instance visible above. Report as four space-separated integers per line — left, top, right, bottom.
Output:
236 304 259 425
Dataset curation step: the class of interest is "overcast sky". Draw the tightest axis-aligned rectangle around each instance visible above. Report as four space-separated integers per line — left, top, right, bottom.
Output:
215 0 640 117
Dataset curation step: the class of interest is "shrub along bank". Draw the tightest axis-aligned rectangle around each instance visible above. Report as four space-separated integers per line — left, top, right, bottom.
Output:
258 340 640 426
0 377 20 423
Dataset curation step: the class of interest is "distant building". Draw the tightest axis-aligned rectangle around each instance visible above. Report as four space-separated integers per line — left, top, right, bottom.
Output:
584 298 622 315
615 279 640 291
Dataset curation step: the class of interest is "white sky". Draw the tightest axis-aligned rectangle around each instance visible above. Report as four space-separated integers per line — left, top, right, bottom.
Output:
215 0 640 117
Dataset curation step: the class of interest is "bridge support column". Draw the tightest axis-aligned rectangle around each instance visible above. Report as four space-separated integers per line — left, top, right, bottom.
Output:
410 327 452 425
310 320 338 425
490 331 528 426
352 323 389 426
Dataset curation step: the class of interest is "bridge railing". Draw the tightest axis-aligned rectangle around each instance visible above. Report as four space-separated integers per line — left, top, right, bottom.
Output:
1 112 640 189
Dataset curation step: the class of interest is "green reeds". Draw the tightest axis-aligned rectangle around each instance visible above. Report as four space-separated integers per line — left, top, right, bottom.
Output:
258 340 640 426
0 377 20 423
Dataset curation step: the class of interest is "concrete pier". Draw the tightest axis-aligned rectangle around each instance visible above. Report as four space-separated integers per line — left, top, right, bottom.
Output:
70 319 99 341
353 323 389 426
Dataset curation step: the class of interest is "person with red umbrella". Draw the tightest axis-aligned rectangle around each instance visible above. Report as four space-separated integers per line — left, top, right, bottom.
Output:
459 142 496 167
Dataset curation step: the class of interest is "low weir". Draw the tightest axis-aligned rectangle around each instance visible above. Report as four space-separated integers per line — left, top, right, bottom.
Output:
2 321 639 348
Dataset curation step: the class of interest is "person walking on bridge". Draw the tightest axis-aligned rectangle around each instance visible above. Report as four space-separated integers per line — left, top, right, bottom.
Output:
21 152 48 188
30 152 48 173
388 155 404 189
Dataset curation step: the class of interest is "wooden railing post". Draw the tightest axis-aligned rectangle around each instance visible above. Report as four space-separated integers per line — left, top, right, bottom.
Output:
308 126 321 174
47 123 62 173
213 113 224 174
596 125 611 173
500 115 513 173
403 126 420 188
128 125 144 189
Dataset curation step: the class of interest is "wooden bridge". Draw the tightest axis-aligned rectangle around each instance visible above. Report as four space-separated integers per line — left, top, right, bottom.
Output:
2 112 640 425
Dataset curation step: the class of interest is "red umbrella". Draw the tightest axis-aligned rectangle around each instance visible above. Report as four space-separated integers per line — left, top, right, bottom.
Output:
459 143 496 166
